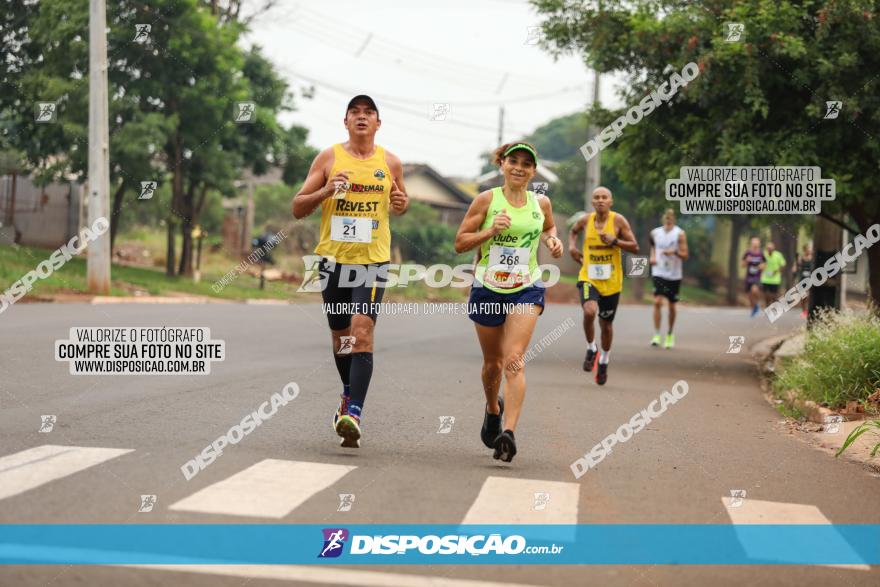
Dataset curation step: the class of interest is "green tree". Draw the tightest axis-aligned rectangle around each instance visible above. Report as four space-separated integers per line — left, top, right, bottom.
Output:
534 0 880 309
1 0 312 278
391 201 467 266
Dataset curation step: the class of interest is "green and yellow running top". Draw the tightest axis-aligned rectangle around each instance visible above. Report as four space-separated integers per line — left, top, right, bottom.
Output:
475 187 544 294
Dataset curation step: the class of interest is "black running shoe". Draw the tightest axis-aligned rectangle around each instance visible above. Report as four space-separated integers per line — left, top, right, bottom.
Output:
583 347 597 372
493 429 517 463
481 397 504 448
596 362 608 386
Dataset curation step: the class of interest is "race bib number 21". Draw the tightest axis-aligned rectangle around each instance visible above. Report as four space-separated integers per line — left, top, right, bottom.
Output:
331 216 372 243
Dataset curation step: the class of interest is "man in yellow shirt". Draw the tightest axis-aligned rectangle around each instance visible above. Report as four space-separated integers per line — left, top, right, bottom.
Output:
292 95 408 448
569 187 639 385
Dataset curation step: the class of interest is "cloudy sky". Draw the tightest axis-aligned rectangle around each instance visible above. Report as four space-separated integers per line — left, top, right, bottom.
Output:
244 0 624 178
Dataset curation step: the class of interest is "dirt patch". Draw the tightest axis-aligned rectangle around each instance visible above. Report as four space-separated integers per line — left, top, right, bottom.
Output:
113 242 155 267
545 282 580 304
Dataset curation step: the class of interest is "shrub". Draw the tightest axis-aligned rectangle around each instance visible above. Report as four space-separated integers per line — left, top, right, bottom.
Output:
773 308 880 408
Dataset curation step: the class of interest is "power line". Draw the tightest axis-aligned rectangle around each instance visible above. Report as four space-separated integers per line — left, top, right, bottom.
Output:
291 6 572 89
286 21 503 93
277 64 534 136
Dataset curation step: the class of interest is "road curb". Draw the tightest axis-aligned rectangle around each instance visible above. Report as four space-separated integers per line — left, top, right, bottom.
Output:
755 331 880 473
91 295 236 305
757 330 869 424
20 294 294 306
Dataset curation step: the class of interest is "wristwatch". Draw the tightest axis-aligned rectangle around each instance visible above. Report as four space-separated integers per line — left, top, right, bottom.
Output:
611 237 619 247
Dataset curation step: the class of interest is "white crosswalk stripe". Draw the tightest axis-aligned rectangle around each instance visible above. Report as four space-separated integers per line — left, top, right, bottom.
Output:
169 459 356 518
722 496 871 570
120 564 545 586
0 445 133 501
462 476 580 524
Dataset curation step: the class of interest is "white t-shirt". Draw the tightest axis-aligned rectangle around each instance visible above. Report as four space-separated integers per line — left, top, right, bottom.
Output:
651 225 683 280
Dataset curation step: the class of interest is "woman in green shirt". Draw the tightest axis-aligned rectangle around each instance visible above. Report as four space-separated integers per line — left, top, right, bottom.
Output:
454 142 563 463
760 241 787 308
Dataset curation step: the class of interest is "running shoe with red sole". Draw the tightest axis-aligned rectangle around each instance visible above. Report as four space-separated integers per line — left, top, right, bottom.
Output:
595 362 608 385
332 394 350 432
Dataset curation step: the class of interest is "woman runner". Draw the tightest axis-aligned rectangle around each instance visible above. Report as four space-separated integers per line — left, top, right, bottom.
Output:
454 142 563 463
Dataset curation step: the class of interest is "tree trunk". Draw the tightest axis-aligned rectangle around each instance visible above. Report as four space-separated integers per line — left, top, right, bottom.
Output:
109 180 126 254
809 215 843 319
166 221 176 276
726 217 744 305
166 131 183 276
850 205 880 315
867 244 880 315
178 180 196 277
4 171 17 226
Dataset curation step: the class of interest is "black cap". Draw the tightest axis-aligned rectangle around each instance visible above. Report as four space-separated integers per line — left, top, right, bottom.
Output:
346 95 379 115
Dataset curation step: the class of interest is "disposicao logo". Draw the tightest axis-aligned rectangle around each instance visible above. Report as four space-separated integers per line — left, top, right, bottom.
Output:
318 528 349 558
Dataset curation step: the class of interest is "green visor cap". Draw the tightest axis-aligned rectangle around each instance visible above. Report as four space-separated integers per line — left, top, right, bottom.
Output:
502 143 538 164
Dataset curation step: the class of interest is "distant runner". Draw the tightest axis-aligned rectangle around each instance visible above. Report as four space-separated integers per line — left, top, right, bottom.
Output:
292 95 408 448
792 243 813 318
760 241 786 310
649 209 689 349
455 142 563 463
569 187 639 385
742 237 765 317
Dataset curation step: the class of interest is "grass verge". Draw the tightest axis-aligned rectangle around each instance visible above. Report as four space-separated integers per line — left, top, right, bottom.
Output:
772 308 880 409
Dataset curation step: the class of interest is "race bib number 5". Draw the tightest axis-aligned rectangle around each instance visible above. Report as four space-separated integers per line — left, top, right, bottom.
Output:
588 263 613 280
331 216 372 243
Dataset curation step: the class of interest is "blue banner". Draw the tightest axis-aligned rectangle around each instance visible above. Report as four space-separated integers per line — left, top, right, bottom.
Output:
0 524 877 565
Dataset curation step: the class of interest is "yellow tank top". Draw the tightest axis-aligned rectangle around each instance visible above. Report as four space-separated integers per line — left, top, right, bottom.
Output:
315 144 392 264
577 211 623 296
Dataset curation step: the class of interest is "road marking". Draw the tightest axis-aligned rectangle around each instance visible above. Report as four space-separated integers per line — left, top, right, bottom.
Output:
722 497 870 570
120 564 544 586
169 459 355 519
462 476 579 524
0 445 133 501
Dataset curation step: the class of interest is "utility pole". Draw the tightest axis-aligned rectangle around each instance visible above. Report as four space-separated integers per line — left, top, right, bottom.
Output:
497 106 505 145
584 69 601 211
87 0 110 293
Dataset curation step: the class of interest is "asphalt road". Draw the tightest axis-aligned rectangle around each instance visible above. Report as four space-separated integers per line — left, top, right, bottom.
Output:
0 300 878 586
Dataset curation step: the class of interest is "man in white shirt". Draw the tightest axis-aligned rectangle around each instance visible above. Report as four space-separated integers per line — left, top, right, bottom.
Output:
649 209 689 349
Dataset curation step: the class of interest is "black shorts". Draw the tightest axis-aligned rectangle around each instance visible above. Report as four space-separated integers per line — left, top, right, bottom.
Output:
576 281 621 323
652 276 681 303
745 280 760 293
318 258 388 331
761 283 780 294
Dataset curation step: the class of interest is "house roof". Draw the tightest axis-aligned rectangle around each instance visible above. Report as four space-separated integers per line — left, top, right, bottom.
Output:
402 163 474 205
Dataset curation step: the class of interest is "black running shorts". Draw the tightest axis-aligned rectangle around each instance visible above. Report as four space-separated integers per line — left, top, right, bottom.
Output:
652 276 681 303
318 258 388 331
576 281 621 323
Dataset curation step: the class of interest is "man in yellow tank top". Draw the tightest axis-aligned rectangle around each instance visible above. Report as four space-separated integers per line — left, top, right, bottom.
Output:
568 187 639 386
292 95 408 449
